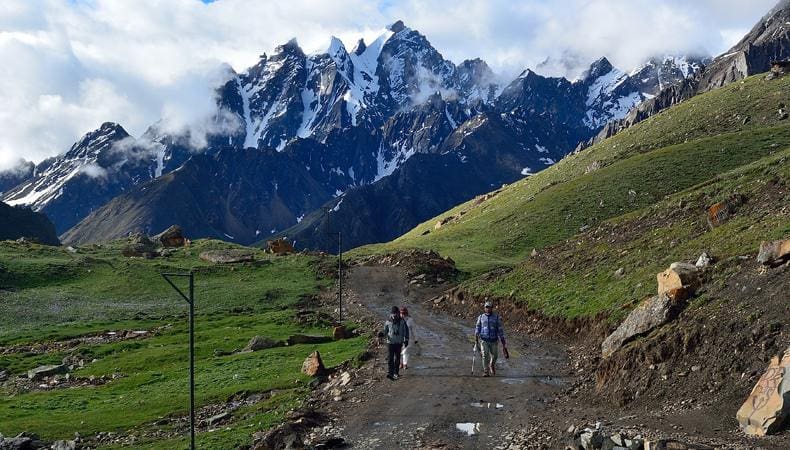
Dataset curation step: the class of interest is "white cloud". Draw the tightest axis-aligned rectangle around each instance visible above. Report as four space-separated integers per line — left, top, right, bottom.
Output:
0 0 780 170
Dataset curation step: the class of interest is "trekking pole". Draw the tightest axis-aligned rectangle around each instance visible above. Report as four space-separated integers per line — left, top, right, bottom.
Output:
471 341 478 375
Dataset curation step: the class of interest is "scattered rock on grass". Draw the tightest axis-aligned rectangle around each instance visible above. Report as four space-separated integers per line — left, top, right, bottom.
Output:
244 336 283 352
695 252 712 268
27 364 67 381
302 351 326 377
601 293 684 358
332 326 353 340
657 263 700 297
121 233 158 258
199 249 255 264
154 225 186 248
757 239 790 266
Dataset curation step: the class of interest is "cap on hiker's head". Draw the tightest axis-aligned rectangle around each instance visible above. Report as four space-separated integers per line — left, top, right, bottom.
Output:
484 301 493 308
400 306 409 315
391 306 400 314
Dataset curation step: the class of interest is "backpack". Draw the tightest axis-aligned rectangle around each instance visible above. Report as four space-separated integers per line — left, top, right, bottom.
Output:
387 318 407 343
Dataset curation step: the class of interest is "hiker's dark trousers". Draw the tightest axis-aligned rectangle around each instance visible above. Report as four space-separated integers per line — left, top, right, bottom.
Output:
387 343 403 376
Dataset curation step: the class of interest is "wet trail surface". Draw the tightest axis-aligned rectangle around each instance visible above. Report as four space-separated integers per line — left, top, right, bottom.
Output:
334 266 570 449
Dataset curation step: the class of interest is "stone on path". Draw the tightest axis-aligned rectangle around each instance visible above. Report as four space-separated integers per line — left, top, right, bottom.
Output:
601 293 683 358
302 351 326 377
736 348 790 436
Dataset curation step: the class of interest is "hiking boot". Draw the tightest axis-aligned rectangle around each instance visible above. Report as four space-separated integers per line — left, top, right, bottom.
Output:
393 374 399 380
489 364 496 375
386 374 395 380
483 371 490 377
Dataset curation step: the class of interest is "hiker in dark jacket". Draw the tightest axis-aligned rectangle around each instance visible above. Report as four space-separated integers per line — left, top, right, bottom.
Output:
382 305 410 380
474 301 509 376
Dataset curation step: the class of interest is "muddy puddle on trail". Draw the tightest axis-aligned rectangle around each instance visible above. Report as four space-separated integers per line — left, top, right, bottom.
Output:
455 422 481 436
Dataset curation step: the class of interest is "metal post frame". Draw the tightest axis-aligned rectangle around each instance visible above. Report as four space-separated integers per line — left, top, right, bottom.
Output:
161 272 195 450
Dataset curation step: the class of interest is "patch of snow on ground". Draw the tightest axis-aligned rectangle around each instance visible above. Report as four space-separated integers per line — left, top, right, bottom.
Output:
539 157 556 165
224 233 235 240
238 77 255 148
332 198 344 212
521 167 533 176
535 144 548 153
297 214 304 223
154 143 166 177
445 104 458 129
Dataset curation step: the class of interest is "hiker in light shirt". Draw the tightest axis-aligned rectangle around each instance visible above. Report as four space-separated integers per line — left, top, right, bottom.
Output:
400 306 417 370
474 301 509 376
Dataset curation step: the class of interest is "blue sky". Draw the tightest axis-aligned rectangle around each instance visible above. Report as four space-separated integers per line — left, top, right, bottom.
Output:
0 0 780 169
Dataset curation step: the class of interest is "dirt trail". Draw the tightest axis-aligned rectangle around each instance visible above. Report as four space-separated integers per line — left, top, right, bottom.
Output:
329 265 569 449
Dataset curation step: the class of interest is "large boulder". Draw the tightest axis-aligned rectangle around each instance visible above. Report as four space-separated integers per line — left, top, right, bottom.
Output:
265 238 294 255
601 293 683 358
736 348 790 436
332 326 352 340
199 249 255 264
27 364 67 381
301 351 326 377
757 239 790 266
0 433 46 450
121 233 158 258
657 262 700 298
244 336 283 352
154 225 186 248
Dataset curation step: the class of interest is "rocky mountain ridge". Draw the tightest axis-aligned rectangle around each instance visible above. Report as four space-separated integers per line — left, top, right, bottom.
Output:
3 20 706 248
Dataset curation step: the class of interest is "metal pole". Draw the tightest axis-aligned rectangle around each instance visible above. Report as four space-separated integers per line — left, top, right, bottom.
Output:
161 272 196 450
188 273 195 450
338 231 342 323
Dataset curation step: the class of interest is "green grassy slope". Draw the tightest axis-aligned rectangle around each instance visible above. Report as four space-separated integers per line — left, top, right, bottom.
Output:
353 74 790 320
354 74 790 273
0 240 362 448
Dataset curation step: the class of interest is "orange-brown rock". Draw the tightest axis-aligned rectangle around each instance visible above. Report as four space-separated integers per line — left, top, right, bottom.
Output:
757 239 790 266
657 263 700 296
155 225 186 247
736 348 790 436
301 351 326 377
266 238 294 255
707 200 731 228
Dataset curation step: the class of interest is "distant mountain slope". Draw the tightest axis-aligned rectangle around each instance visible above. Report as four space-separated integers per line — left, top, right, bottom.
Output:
13 20 705 248
1 123 161 234
0 202 59 245
62 147 334 245
355 73 790 273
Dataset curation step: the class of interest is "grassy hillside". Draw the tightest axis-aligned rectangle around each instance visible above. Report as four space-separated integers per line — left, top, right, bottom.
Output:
0 240 363 448
354 73 790 319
